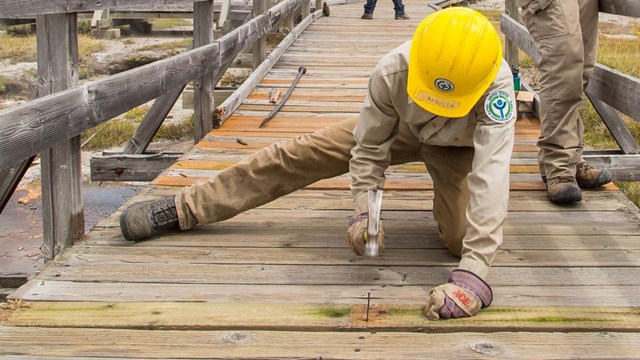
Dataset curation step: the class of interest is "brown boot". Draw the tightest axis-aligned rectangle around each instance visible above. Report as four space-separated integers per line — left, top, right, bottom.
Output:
119 196 180 241
546 177 582 204
576 161 613 189
395 14 410 20
361 12 373 19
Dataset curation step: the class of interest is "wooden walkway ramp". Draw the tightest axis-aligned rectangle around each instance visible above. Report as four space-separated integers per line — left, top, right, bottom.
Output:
3 0 640 358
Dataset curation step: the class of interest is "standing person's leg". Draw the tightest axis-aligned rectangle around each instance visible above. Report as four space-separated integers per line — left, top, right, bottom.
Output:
419 145 474 258
392 0 409 20
361 0 377 19
574 0 612 188
521 0 584 202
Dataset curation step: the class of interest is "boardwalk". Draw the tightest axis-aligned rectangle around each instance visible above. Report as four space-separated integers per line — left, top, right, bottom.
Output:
2 0 640 358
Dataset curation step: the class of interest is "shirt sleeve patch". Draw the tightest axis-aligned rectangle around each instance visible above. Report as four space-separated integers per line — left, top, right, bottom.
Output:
483 91 514 123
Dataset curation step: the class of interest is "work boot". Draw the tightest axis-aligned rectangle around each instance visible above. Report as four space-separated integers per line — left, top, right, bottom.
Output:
119 196 180 241
576 161 613 189
361 12 373 19
546 177 582 204
395 14 410 20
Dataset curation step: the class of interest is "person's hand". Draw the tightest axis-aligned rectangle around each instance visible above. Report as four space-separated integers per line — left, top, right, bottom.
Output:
345 213 385 256
424 269 492 320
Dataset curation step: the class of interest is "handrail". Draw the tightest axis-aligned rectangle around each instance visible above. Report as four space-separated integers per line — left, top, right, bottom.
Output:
0 0 310 173
0 0 204 18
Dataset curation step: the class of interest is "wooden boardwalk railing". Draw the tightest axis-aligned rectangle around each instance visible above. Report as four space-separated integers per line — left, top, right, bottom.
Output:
1 0 640 357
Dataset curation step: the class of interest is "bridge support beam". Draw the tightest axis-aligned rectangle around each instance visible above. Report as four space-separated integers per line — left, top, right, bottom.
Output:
193 0 216 142
37 13 84 260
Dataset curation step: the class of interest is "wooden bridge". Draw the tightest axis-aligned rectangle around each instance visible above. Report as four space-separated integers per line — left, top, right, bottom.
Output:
2 0 640 358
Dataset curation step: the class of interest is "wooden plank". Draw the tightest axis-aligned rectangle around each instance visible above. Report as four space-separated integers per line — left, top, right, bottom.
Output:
11 282 640 307
599 0 640 17
193 0 215 142
37 13 84 260
2 327 640 359
588 63 640 122
51 244 640 267
0 0 200 18
90 152 181 182
583 154 640 180
21 261 640 287
3 302 640 332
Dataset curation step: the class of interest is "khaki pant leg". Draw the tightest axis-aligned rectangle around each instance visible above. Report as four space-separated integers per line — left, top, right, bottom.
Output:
522 0 584 179
419 145 474 257
176 118 356 229
176 117 421 229
580 0 599 89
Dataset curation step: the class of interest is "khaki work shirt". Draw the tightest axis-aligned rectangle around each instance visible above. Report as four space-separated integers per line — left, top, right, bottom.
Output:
349 41 516 279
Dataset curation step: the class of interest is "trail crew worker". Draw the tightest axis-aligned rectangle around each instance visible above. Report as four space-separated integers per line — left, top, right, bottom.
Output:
518 0 612 203
120 8 516 320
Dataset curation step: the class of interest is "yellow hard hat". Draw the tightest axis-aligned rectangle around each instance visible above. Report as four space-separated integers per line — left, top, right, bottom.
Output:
408 8 502 118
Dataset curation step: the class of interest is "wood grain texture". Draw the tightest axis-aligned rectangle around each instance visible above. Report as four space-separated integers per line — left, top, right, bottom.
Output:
3 0 640 358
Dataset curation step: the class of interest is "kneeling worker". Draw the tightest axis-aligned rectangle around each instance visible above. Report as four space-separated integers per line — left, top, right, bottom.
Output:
120 8 515 320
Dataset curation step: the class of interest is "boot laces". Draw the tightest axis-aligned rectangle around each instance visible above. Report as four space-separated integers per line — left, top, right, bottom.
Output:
554 176 576 184
150 199 178 231
577 161 594 173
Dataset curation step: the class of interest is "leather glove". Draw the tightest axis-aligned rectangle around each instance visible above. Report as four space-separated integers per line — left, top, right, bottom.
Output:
424 269 492 320
345 213 385 256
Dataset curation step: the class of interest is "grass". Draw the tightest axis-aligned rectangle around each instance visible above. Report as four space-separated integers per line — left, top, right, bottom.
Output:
0 33 104 63
148 18 191 30
138 39 191 52
81 106 194 150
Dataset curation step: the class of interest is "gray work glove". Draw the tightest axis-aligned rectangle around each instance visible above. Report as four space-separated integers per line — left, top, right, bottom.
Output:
424 269 492 320
345 213 385 256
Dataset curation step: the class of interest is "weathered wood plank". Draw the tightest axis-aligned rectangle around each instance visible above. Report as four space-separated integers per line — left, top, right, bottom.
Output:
20 264 640 288
0 0 201 18
90 152 181 182
10 280 640 308
599 0 640 17
2 327 640 359
37 13 84 260
53 245 640 267
3 302 640 332
193 0 215 142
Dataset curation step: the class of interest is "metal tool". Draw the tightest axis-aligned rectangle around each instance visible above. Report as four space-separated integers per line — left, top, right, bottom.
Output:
365 189 383 257
259 66 307 128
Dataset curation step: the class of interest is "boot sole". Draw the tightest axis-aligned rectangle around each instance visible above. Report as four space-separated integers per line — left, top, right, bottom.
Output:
547 187 582 204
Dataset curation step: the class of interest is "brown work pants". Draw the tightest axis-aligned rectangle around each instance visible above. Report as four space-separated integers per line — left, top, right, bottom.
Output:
175 116 474 257
521 0 599 179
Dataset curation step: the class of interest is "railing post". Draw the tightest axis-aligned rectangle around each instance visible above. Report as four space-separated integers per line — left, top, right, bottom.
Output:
284 0 295 33
315 0 323 13
252 0 268 69
37 13 83 261
302 0 311 18
193 0 215 142
504 0 520 69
